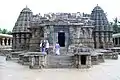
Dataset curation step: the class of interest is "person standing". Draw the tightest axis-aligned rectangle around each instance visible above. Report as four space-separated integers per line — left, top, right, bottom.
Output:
40 40 46 52
42 40 46 52
55 42 60 55
40 40 42 52
45 40 49 54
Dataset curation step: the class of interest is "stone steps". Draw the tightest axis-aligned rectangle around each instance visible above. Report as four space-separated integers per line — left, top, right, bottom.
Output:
46 55 74 68
59 47 67 54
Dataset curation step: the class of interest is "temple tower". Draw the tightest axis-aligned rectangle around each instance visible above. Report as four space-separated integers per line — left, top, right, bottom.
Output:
12 6 33 51
91 5 113 49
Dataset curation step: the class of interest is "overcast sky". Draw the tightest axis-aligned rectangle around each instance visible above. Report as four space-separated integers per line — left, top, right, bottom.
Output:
0 0 119 31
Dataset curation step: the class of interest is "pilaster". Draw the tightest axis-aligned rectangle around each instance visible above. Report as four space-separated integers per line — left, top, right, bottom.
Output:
10 38 12 46
2 38 5 46
6 38 9 46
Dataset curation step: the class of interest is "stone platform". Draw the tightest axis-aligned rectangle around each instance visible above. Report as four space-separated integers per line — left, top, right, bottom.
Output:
16 51 92 69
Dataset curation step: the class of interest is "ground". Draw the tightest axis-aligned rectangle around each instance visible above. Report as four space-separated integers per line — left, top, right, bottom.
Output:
0 56 120 80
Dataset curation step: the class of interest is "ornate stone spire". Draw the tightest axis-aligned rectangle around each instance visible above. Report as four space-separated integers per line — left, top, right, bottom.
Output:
12 6 33 33
91 5 113 48
91 5 109 31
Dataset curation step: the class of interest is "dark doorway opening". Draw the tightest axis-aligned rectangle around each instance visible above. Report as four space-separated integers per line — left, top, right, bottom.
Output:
81 55 86 65
58 32 65 47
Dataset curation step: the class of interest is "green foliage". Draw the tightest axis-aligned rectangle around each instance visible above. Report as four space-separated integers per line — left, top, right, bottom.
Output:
111 17 120 34
0 28 2 33
2 29 7 34
7 31 12 35
0 28 12 34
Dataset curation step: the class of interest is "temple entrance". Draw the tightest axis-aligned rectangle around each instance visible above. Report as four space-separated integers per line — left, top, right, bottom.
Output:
58 32 65 47
81 55 86 65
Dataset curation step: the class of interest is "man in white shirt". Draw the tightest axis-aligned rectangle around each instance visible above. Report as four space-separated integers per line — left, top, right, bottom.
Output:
40 40 46 52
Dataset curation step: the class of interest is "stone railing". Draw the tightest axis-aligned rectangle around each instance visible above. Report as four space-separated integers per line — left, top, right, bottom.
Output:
0 45 12 50
0 45 12 56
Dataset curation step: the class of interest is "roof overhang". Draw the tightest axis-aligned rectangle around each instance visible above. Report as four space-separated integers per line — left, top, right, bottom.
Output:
0 33 12 38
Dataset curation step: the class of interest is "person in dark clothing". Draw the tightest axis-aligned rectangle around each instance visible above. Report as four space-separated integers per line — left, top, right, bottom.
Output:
40 40 46 52
42 41 46 52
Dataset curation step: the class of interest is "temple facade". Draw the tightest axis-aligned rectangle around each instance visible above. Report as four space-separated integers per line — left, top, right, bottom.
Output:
28 13 95 53
10 5 116 69
12 5 113 52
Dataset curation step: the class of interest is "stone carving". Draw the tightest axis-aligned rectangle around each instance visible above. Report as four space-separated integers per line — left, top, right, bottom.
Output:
76 27 80 38
89 28 93 38
79 27 83 38
91 5 113 48
48 26 54 44
69 26 75 44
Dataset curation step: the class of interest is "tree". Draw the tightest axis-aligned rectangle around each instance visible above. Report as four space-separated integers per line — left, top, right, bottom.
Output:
0 28 12 34
2 29 7 34
7 31 12 35
111 17 120 34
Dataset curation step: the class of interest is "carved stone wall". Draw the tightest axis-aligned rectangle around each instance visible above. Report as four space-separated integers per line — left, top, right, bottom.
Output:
29 26 44 52
91 5 113 49
69 25 94 48
48 26 54 44
12 33 31 51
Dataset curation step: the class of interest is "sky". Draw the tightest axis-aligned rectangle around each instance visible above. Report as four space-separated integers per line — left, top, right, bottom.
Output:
0 0 120 31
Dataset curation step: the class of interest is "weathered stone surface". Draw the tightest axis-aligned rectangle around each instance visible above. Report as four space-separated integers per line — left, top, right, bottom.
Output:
91 5 113 49
10 6 115 69
12 6 32 51
46 55 74 68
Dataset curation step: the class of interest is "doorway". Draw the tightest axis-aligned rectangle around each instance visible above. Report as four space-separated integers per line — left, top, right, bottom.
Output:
58 32 65 47
81 55 86 65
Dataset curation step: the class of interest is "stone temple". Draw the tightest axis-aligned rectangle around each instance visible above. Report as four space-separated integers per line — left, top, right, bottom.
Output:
12 7 95 53
12 5 113 52
9 5 116 69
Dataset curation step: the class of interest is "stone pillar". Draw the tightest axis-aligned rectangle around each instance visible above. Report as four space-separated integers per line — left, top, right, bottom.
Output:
0 38 1 46
30 56 35 68
39 56 41 67
119 37 120 47
2 38 5 46
87 56 91 68
86 56 88 66
118 37 119 46
44 27 49 39
74 55 81 68
115 38 117 46
117 38 119 46
113 38 115 46
78 55 81 68
10 38 12 46
39 55 47 68
6 38 9 46
69 26 75 44
96 37 99 48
